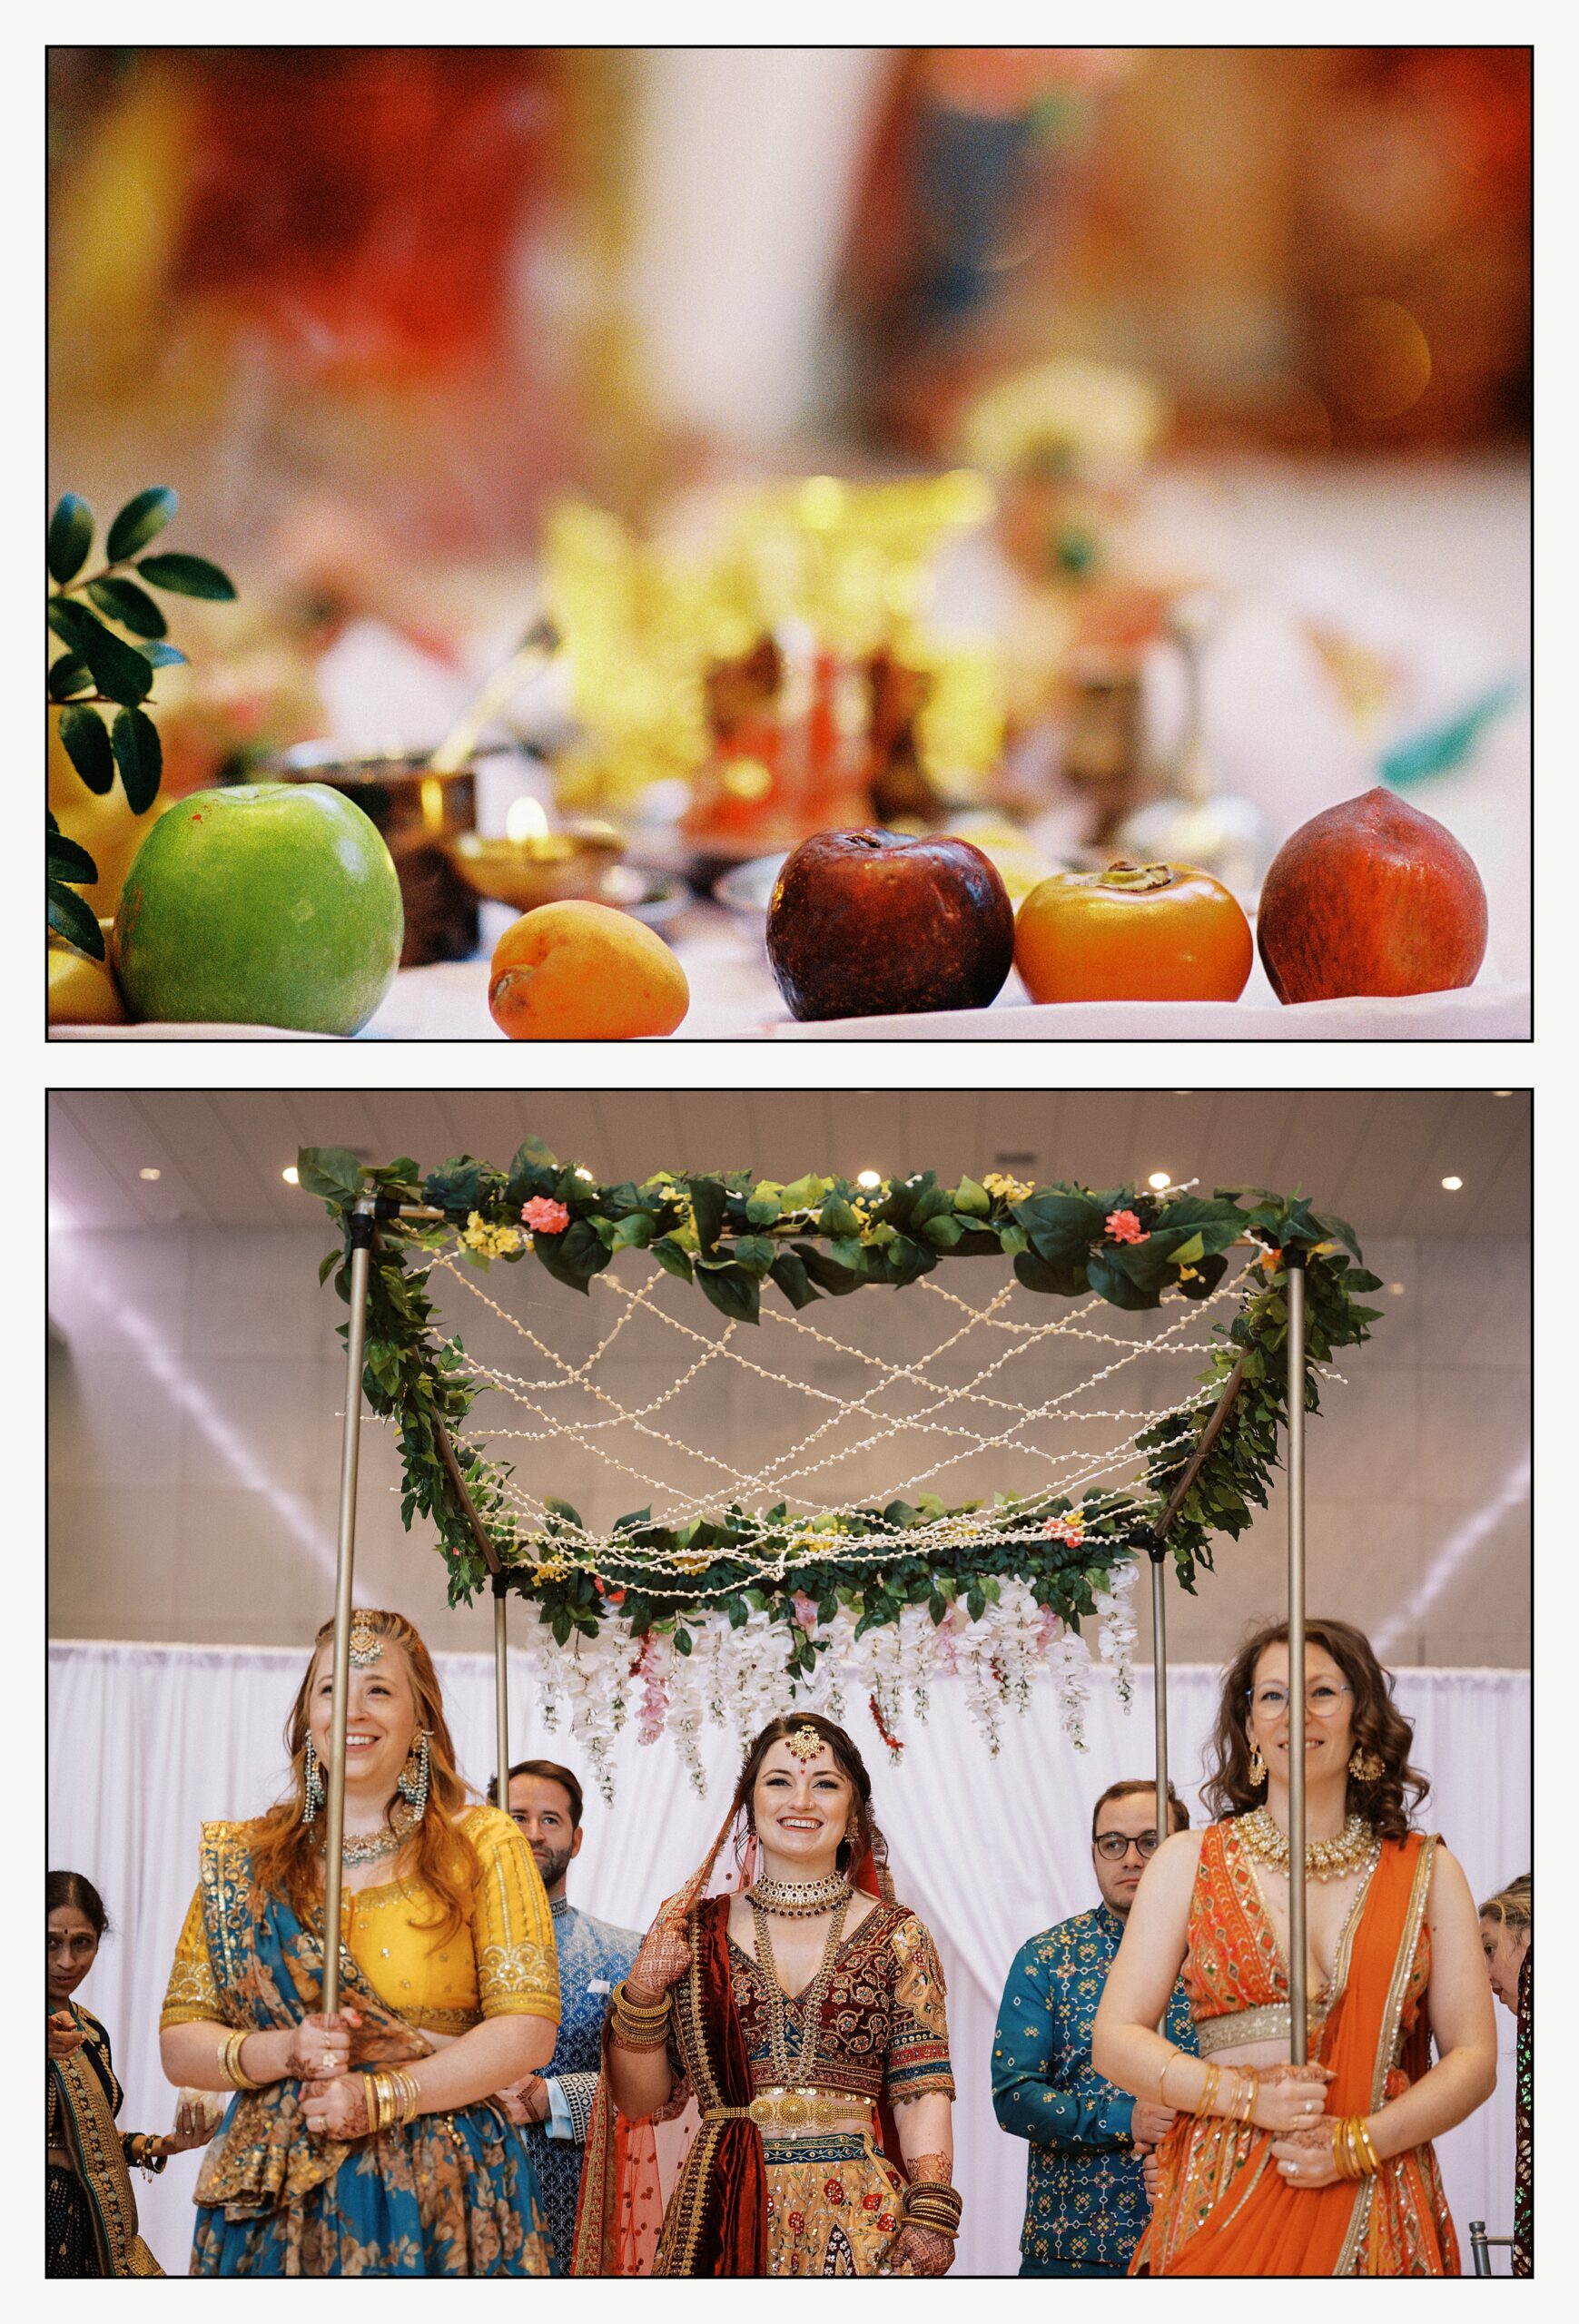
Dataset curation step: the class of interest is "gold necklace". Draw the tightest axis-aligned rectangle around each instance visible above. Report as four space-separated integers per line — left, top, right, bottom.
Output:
334 1804 418 1869
747 1872 852 1918
751 1888 851 2086
1238 1807 1379 1881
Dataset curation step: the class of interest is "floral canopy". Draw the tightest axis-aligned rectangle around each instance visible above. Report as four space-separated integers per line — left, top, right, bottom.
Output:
301 1141 1381 1794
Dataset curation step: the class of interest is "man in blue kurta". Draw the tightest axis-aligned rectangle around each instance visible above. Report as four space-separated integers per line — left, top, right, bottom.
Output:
992 1779 1198 2277
491 1758 643 2271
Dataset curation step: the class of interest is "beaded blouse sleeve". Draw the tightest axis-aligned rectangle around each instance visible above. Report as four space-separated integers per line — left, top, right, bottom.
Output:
465 1806 562 2022
884 1911 955 2104
159 1881 223 2028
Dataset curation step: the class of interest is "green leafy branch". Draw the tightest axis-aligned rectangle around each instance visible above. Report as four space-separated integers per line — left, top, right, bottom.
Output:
298 1144 1382 1662
46 487 236 960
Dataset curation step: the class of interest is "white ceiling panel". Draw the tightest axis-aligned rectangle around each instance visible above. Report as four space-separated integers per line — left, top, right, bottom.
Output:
47 1089 1529 1245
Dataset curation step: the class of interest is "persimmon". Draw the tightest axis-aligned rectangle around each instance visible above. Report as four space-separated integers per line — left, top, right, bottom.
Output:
1013 860 1252 1003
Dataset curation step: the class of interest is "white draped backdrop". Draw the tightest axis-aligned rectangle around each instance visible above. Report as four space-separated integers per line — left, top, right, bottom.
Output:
47 1641 1527 2277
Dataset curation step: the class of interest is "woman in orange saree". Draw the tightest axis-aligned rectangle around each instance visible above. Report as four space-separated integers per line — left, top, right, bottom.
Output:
1093 1618 1496 2277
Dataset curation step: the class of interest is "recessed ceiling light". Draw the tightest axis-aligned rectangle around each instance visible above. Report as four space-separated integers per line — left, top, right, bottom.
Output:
1493 1090 1515 1098
1389 1283 1406 1295
1148 1171 1170 1190
1440 1176 1463 1191
857 1169 882 1189
281 1166 300 1185
138 1167 161 1181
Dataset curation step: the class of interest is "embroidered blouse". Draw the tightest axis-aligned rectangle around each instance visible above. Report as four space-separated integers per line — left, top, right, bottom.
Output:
160 1805 559 2035
1184 1819 1429 2050
683 1899 953 2108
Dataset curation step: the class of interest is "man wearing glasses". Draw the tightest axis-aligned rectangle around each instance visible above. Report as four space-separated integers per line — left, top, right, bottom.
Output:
992 1780 1196 2276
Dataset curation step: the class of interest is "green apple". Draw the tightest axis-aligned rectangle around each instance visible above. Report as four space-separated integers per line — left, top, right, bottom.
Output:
113 783 404 1033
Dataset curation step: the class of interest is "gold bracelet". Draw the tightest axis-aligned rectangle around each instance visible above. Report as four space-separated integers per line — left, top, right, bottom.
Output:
388 2067 422 2126
1232 2065 1258 2124
612 2010 671 2050
611 1979 672 2022
219 2028 262 2091
1157 2045 1182 2105
1192 2062 1219 2119
1349 2115 1381 2176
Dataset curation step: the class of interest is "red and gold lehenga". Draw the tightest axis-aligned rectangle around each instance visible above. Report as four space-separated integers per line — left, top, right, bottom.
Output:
1133 1821 1458 2278
573 1888 953 2278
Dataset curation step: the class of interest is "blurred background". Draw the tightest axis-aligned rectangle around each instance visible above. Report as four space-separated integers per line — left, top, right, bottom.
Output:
48 46 1532 1013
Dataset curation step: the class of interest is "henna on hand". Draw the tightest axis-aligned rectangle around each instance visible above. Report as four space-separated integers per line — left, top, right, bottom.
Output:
884 2223 954 2277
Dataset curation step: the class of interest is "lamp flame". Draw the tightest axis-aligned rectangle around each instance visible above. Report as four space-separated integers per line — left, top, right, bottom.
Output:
507 796 552 843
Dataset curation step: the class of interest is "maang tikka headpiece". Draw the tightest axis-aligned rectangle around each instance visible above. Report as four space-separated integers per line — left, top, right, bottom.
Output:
785 1724 824 1764
348 1617 385 1669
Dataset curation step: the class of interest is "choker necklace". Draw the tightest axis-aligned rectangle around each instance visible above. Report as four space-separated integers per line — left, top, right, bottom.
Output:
335 1803 418 1870
1237 1807 1378 1882
747 1872 851 1917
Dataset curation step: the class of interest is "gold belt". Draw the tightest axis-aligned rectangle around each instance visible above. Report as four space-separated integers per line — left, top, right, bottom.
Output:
1196 2001 1329 2056
703 2088 874 2134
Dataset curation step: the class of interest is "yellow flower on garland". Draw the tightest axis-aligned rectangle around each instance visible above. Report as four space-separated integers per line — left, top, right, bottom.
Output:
983 1171 1034 1204
460 1212 523 1260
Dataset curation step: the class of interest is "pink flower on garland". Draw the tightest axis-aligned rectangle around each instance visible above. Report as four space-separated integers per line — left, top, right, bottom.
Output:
1041 1512 1086 1547
521 1196 571 1235
594 1574 626 1606
1105 1208 1149 1246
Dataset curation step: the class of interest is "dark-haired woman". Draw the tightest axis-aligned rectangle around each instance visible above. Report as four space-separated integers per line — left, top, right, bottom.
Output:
47 1871 214 2275
574 1713 959 2278
157 1607 560 2275
1093 1619 1496 2276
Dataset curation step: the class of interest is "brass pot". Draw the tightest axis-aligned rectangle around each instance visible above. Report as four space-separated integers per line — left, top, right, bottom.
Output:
257 746 479 968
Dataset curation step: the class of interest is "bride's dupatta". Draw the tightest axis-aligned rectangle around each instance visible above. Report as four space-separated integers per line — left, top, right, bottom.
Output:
572 1893 765 2277
190 1823 434 2228
1150 1831 1446 2277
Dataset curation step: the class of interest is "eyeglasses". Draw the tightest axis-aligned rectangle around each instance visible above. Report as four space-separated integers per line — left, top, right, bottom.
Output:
1093 1829 1160 1861
1246 1682 1353 1718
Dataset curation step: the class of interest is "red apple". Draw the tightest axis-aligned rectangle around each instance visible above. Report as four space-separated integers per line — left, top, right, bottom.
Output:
766 829 1015 1020
1256 787 1487 1004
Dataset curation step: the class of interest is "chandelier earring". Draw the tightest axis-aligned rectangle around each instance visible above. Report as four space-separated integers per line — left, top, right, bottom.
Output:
1347 1745 1386 1785
1247 1739 1268 1787
301 1733 325 1824
397 1731 432 1823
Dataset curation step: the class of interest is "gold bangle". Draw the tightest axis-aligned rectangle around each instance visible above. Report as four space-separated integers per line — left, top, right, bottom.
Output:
1352 2116 1382 2176
612 2010 671 2050
1234 2065 1258 2123
1157 2045 1182 2105
219 2028 262 2091
390 2067 422 2126
611 1980 672 2022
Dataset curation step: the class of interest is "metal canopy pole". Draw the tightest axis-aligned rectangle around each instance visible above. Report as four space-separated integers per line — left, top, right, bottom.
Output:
1148 1547 1170 1847
432 1416 511 1804
321 1202 377 2016
1285 1252 1308 2065
1147 1354 1248 1842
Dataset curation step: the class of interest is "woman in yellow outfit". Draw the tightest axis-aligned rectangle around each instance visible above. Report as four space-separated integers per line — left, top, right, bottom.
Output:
158 1607 561 2276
